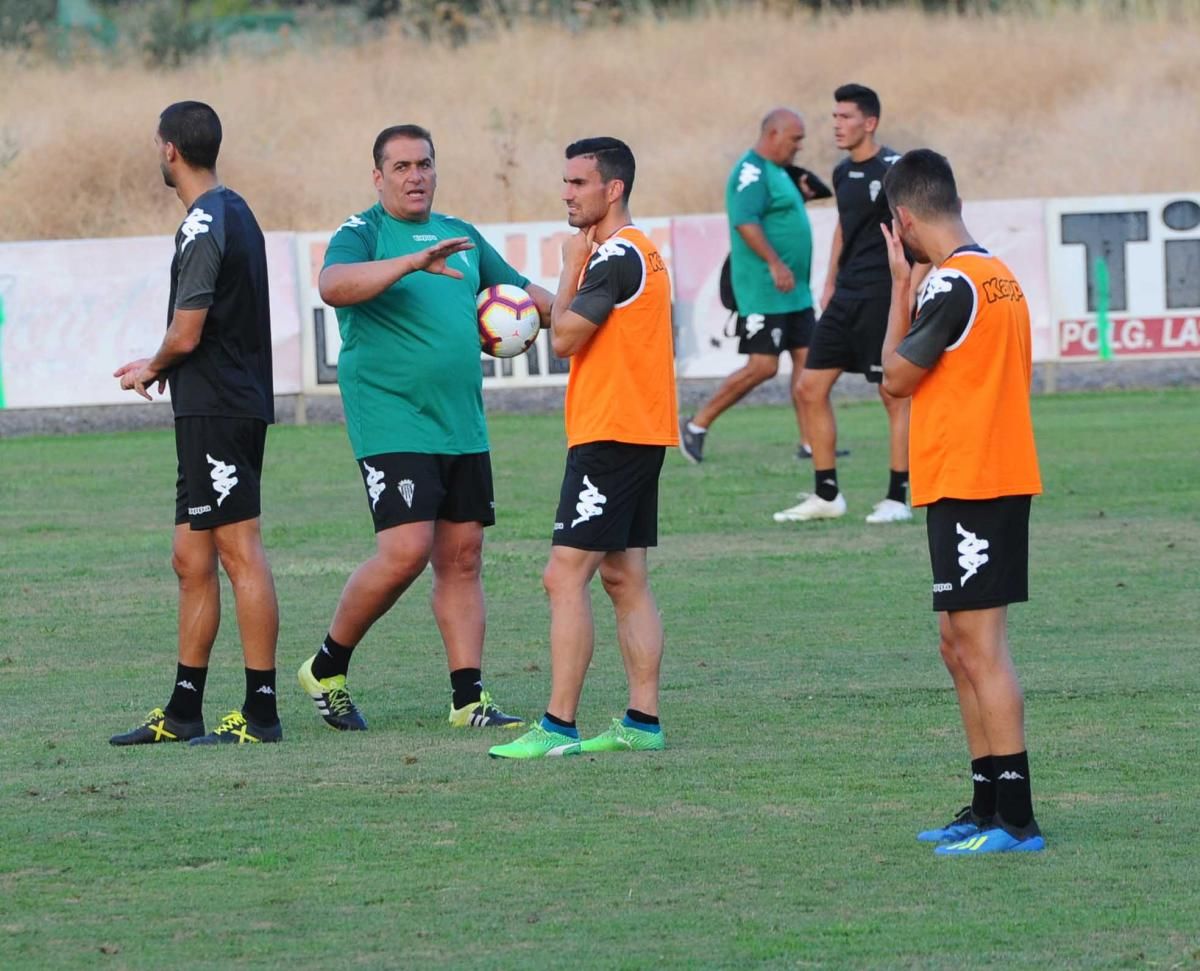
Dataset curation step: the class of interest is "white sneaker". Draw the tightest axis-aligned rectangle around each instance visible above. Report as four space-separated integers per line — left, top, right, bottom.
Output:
773 492 847 522
865 498 913 523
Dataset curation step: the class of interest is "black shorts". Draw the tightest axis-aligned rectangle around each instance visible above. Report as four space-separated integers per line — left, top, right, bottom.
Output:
737 309 815 356
926 495 1032 612
358 451 494 532
174 416 267 530
806 292 892 383
552 442 665 551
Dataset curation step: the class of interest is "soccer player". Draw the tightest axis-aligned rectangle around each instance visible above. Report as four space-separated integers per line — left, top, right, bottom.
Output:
297 125 552 733
489 137 677 760
880 149 1045 854
777 84 921 524
111 101 281 746
679 108 816 463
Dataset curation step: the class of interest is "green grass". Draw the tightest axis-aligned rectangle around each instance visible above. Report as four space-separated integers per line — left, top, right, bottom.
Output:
1 389 1198 969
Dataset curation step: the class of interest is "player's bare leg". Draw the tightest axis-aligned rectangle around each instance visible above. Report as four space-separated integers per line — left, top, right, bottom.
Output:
172 524 220 667
599 548 662 717
938 612 990 760
944 606 1024 755
542 545 606 722
788 346 809 448
879 383 910 479
692 353 779 430
328 521 434 647
430 519 486 671
797 367 842 467
213 518 278 671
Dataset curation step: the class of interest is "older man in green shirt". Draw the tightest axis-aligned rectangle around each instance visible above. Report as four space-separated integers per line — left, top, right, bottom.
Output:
680 107 818 464
298 124 552 733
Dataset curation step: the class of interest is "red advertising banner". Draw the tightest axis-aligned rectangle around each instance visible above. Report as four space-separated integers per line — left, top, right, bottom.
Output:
1059 316 1200 358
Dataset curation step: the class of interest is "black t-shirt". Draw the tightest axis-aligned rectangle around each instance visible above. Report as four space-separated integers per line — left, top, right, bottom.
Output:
569 236 645 326
167 186 274 422
831 145 903 298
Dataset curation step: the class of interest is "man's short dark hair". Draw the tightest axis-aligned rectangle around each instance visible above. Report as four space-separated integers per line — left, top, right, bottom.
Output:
834 83 881 120
158 101 221 170
565 137 636 203
883 149 960 219
373 125 435 170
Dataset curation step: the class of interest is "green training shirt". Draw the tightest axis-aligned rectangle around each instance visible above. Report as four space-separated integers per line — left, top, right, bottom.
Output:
725 149 813 316
323 204 530 458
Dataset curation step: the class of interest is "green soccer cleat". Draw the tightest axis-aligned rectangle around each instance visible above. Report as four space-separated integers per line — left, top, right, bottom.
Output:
449 689 524 729
189 710 282 745
488 722 578 760
298 654 367 731
109 707 205 746
576 718 665 754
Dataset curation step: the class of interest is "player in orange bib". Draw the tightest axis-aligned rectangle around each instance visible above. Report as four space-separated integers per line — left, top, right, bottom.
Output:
490 137 678 760
880 149 1045 854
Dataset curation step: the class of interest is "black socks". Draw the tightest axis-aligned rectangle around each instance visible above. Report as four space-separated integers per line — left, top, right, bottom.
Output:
970 755 996 819
450 667 483 709
165 663 207 722
993 751 1035 830
312 633 355 680
887 469 909 504
814 468 839 502
243 668 278 726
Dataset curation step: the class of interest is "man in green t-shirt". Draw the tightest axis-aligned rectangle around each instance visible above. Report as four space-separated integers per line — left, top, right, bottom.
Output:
298 124 553 733
680 108 819 464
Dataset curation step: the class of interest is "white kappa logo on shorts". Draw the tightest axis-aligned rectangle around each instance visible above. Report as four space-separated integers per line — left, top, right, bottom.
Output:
955 522 990 585
571 475 607 527
744 314 765 338
363 462 386 510
206 453 238 507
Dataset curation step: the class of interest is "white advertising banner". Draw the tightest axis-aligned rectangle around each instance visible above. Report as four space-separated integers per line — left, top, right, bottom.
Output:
669 197 1053 377
0 232 301 410
1047 192 1200 359
295 217 673 396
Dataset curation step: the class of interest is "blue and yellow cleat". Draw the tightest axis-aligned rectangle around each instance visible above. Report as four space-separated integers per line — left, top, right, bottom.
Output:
935 824 1045 856
917 805 990 843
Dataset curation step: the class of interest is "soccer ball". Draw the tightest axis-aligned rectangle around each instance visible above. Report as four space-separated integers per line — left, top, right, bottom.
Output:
477 284 540 358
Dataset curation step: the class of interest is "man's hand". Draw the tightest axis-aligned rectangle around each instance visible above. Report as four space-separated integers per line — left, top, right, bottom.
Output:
797 174 816 201
410 236 475 279
768 259 796 294
114 358 164 401
880 221 912 290
562 226 597 270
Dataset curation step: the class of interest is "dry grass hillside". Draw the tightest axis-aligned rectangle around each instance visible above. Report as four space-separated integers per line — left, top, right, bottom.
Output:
1 6 1196 241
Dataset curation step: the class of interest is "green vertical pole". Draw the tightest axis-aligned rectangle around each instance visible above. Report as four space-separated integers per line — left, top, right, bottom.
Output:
1094 257 1113 362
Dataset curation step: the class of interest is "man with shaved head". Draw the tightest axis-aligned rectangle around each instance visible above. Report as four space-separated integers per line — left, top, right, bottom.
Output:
679 108 820 464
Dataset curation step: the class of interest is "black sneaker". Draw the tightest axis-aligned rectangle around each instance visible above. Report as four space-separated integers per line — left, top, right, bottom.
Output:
110 707 205 746
189 710 282 745
796 444 851 461
678 417 706 464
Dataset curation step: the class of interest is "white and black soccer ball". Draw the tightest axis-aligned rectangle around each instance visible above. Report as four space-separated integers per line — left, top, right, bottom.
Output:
476 284 540 359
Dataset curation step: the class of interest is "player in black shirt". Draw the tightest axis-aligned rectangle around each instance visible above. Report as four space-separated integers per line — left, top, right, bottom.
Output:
110 102 282 747
779 84 926 525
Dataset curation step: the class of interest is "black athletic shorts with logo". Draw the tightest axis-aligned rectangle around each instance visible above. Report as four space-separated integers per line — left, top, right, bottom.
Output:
358 451 495 533
552 442 665 551
174 416 267 530
737 308 815 356
806 291 892 383
926 495 1032 612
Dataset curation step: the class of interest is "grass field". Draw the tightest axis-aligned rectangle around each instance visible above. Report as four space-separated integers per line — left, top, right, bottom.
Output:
1 389 1198 969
